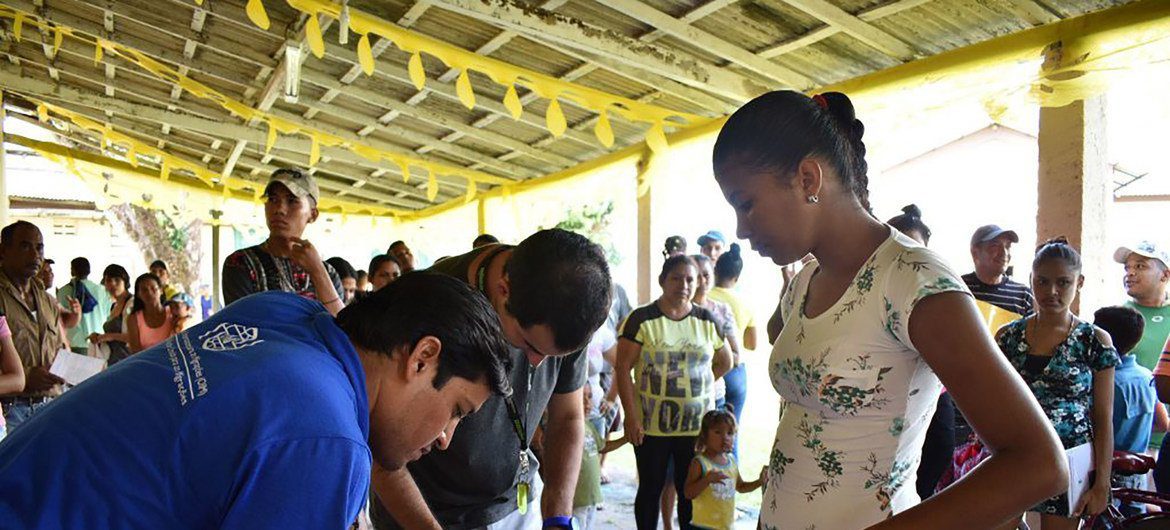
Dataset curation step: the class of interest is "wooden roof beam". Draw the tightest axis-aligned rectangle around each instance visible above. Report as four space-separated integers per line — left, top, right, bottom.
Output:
429 0 774 100
757 0 934 59
600 0 813 88
777 0 919 60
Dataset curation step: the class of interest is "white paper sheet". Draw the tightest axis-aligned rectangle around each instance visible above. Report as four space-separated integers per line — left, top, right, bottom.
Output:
49 349 106 386
1065 442 1095 514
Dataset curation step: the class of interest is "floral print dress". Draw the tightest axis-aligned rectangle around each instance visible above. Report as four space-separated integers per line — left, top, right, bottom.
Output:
996 318 1120 516
761 228 969 529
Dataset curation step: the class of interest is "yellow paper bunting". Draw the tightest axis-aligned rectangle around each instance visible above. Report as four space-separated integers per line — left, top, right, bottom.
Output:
645 123 668 154
503 85 523 120
265 121 277 154
246 0 270 31
594 110 614 148
125 143 138 167
399 161 411 183
408 52 426 91
52 27 63 57
93 39 103 64
357 34 375 76
546 98 567 137
36 104 47 122
306 15 325 59
13 13 23 42
464 178 476 203
160 159 171 181
456 70 476 110
426 169 438 201
309 134 321 166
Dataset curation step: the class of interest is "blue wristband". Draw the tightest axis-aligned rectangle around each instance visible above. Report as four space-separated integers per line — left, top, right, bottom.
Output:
543 515 574 529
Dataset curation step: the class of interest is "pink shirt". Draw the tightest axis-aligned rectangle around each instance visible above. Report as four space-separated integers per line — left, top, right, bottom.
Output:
135 306 174 351
1153 335 1170 377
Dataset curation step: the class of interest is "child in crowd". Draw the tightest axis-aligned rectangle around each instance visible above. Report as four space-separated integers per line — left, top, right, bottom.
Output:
684 407 766 530
574 384 626 529
1094 305 1154 516
168 293 195 334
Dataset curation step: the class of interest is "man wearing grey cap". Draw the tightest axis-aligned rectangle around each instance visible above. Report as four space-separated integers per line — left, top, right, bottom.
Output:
950 225 1035 449
221 168 344 315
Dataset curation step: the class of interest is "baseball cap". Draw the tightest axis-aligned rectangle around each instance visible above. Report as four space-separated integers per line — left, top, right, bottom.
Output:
167 292 196 308
970 225 1019 247
1113 240 1170 268
697 230 726 247
265 168 320 204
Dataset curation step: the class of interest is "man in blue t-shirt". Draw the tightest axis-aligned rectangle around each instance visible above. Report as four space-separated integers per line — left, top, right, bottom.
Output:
0 273 512 529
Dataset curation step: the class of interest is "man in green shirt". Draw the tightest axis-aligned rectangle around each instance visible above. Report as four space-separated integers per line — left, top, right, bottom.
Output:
1116 241 1170 451
1117 241 1170 370
56 257 110 354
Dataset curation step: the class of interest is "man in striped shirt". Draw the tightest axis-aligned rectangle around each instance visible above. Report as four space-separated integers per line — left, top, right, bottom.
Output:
962 224 1035 318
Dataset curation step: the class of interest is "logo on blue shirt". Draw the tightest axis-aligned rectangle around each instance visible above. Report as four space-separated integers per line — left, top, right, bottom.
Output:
200 323 264 352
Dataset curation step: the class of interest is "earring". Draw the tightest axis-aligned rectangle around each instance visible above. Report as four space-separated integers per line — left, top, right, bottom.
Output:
807 195 819 204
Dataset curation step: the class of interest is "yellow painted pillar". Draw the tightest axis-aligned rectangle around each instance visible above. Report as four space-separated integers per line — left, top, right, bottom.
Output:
0 90 8 228
211 210 223 311
1036 96 1109 315
636 150 654 305
477 198 486 236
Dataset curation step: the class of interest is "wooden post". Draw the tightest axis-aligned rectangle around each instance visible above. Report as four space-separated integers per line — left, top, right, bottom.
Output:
211 210 223 311
636 150 654 305
0 90 8 229
477 198 486 236
1036 97 1109 315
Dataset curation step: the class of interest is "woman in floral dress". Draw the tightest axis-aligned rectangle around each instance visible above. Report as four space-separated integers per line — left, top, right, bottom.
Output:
993 239 1118 529
711 90 1069 529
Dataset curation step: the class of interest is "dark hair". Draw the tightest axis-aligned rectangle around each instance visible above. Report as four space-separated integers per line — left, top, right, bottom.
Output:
663 235 686 258
325 257 357 280
1093 306 1144 355
368 254 401 276
356 270 368 282
388 240 407 252
149 260 167 271
690 253 712 269
336 272 512 396
0 220 39 247
102 264 131 291
70 257 91 278
131 273 165 314
659 254 697 285
505 229 612 353
888 204 931 244
1034 237 1082 273
713 90 871 212
473 234 500 247
714 243 744 283
696 406 737 451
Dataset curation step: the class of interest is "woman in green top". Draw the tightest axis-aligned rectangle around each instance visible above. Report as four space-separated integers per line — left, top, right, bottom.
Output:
615 255 733 530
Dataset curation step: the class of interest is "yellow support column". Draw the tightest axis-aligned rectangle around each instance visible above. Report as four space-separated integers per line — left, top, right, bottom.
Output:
0 91 8 228
1036 97 1109 315
636 150 654 305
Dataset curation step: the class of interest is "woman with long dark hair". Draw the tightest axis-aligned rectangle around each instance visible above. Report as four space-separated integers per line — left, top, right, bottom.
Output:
712 90 1067 528
127 273 174 354
88 264 134 365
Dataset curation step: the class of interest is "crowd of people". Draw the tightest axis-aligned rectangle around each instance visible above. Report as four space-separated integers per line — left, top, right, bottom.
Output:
0 88 1166 530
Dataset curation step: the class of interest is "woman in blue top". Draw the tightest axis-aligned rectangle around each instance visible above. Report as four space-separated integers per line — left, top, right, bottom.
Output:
993 238 1119 529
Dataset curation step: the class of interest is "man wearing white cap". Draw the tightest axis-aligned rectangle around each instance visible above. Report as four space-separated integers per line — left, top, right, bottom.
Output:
1117 241 1170 371
221 168 344 315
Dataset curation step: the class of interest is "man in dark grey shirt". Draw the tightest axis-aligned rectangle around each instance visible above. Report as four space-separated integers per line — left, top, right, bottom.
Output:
371 229 612 530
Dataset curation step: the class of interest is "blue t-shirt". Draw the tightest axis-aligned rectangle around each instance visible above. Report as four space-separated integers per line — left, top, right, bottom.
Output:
0 292 371 529
1113 354 1157 453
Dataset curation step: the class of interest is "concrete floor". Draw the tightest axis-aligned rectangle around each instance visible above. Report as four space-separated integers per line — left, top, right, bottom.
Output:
590 460 760 530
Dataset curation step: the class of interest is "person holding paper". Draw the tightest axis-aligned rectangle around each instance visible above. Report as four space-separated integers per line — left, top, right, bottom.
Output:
0 273 512 529
0 221 66 433
991 238 1119 529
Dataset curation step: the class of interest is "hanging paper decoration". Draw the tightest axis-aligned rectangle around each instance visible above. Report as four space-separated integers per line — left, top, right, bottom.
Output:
246 0 270 31
309 134 321 166
36 104 47 122
306 14 325 58
160 159 171 181
594 110 614 148
125 143 138 167
455 70 476 110
645 123 668 154
503 85 523 120
265 120 278 154
398 161 411 183
51 27 63 57
426 169 438 202
13 13 23 42
195 0 204 5
546 98 566 137
464 178 476 203
93 39 103 64
408 52 426 91
357 34 375 75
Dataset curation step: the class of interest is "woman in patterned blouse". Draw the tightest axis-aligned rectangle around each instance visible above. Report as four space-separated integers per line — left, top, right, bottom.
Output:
711 90 1067 529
